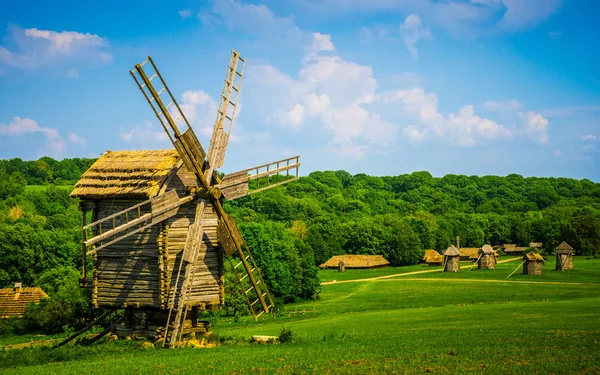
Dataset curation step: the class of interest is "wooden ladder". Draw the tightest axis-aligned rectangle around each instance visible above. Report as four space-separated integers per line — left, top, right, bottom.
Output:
162 201 206 347
218 214 273 319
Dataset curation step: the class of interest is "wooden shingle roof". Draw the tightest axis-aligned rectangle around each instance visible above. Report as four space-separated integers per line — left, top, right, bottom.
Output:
70 150 180 199
319 255 390 269
555 241 573 251
0 286 48 318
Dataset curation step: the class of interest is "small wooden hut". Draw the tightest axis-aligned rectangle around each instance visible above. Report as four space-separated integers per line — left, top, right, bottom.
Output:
504 244 528 256
555 241 574 271
459 247 479 262
523 252 545 275
0 283 48 318
478 245 496 270
319 255 389 269
423 250 443 266
529 242 543 250
443 245 460 272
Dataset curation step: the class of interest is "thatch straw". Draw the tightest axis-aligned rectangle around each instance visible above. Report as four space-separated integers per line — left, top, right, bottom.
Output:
479 245 495 255
523 252 545 262
444 245 460 256
319 255 390 269
71 150 179 199
0 287 48 318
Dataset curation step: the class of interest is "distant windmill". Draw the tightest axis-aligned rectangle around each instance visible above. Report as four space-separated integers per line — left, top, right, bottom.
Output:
68 50 300 347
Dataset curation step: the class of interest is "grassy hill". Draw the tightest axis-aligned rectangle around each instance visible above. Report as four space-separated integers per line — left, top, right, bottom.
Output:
2 257 599 374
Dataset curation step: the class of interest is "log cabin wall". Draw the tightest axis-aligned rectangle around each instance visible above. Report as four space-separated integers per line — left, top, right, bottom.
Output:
92 199 164 308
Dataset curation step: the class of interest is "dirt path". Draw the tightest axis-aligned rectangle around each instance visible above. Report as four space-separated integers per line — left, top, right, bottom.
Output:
321 257 522 286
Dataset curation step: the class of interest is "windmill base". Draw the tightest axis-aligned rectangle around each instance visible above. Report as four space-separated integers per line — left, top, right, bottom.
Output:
114 307 211 340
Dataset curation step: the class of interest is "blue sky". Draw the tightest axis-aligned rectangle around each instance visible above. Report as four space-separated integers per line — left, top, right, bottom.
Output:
1 0 599 180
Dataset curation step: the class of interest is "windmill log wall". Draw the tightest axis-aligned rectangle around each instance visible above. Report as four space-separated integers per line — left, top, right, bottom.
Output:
93 200 163 308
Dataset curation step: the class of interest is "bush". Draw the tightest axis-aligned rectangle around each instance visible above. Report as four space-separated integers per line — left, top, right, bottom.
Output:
279 326 293 344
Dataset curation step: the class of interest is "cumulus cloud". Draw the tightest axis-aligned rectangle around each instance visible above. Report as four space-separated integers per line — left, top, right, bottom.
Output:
582 134 598 142
521 111 549 144
0 26 112 71
399 14 431 59
248 32 397 157
384 88 512 146
0 117 65 157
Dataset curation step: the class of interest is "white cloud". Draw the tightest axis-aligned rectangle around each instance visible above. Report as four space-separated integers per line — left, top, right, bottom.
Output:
583 144 595 152
68 132 86 146
206 0 302 42
299 0 562 35
0 117 65 157
553 149 563 157
248 32 397 157
522 111 549 144
384 88 512 146
0 26 112 71
179 9 193 18
399 14 431 59
582 135 598 142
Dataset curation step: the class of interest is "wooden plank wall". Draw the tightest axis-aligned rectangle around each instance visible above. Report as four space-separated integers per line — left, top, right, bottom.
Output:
93 200 163 308
165 167 223 307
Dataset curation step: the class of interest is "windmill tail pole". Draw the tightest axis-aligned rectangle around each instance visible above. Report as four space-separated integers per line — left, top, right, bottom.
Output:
506 260 526 279
52 309 113 349
469 254 482 272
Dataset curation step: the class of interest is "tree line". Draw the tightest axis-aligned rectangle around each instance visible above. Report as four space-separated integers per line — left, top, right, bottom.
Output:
1 157 599 332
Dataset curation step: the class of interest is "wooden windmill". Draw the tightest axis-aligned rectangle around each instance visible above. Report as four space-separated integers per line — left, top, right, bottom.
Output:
69 51 300 347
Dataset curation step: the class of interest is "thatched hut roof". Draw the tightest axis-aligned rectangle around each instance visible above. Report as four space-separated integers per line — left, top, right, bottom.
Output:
480 245 495 255
529 242 543 248
70 150 180 199
423 250 443 263
523 252 545 262
319 255 390 269
503 244 516 251
460 247 480 259
0 285 48 318
555 241 573 251
444 245 460 256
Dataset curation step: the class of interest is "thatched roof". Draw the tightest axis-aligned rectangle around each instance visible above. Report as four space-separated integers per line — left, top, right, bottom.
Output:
480 245 495 255
71 150 180 199
555 241 573 251
460 247 480 259
505 246 529 253
523 252 545 262
319 255 390 269
444 245 460 256
503 244 516 250
529 242 543 248
0 286 48 318
423 250 443 263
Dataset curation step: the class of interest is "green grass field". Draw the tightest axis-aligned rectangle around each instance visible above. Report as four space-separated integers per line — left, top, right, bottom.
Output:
2 257 599 374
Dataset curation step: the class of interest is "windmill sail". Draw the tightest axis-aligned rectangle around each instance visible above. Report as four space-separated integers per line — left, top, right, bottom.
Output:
218 156 301 200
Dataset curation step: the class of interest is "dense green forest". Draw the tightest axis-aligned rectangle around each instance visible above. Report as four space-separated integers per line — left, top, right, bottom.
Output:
1 156 600 332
